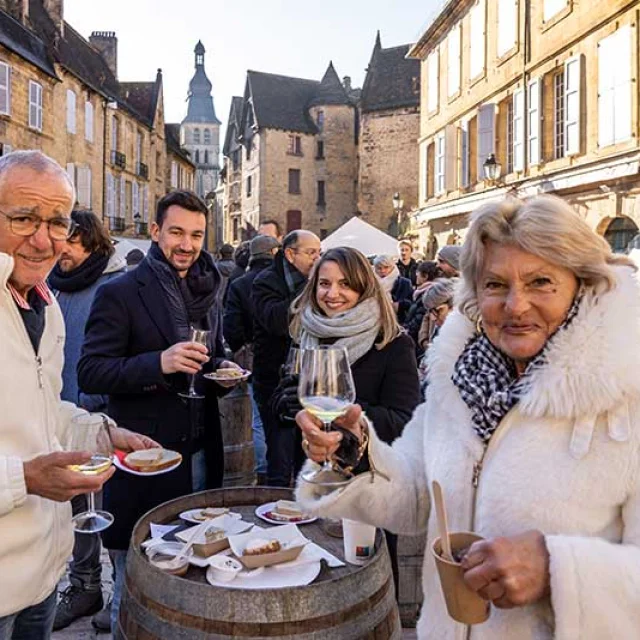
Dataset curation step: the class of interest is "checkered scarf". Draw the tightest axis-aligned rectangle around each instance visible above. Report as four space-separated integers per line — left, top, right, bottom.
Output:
452 294 582 443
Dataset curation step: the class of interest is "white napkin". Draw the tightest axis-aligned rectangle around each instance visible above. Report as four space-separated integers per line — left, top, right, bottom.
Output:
141 523 180 550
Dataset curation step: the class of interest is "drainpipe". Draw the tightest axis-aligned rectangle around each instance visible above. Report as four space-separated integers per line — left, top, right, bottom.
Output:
102 98 108 223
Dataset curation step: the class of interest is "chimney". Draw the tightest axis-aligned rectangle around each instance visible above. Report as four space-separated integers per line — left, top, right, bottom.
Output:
343 76 352 92
0 0 24 22
43 0 64 35
21 0 28 22
89 31 118 78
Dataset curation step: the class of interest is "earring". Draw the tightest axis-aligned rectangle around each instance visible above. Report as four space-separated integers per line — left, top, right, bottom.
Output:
476 316 483 334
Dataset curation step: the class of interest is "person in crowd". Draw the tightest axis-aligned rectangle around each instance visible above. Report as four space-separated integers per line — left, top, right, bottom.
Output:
224 234 280 484
252 230 321 486
78 190 242 632
373 254 413 323
228 240 250 284
436 244 461 277
283 246 420 593
125 247 144 271
216 243 236 302
0 150 155 640
47 210 126 631
397 239 418 286
403 260 442 358
259 218 283 243
296 195 640 640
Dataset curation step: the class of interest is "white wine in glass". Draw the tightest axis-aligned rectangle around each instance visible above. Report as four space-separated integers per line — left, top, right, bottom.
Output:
178 327 211 399
298 345 356 487
68 413 115 534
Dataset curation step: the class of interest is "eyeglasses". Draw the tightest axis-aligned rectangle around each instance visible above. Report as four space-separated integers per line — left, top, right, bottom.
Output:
429 303 450 318
0 210 76 241
293 248 321 258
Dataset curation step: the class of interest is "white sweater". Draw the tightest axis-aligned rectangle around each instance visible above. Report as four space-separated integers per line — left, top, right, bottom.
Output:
0 253 85 616
297 265 640 639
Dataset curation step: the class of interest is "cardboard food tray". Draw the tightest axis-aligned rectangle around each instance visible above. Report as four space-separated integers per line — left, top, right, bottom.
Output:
229 524 307 569
175 515 251 558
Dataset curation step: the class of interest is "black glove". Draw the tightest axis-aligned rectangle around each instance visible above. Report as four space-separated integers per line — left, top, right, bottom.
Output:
270 374 302 427
332 426 363 469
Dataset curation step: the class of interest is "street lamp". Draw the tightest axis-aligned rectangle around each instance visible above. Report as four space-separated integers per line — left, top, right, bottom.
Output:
482 154 502 184
204 191 215 251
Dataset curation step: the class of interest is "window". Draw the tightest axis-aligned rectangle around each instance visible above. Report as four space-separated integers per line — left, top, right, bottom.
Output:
204 150 209 164
66 90 76 133
435 131 446 195
66 163 75 191
448 24 461 98
286 210 302 232
316 140 324 159
232 148 240 171
427 49 439 112
512 89 524 172
204 128 211 144
132 181 139 220
460 121 470 188
317 180 326 206
111 115 118 151
171 161 178 188
469 0 486 80
77 166 91 208
142 185 149 222
195 149 200 163
246 143 252 161
119 176 125 219
554 72 565 159
135 131 142 167
84 101 94 142
527 78 541 165
106 173 115 217
420 142 429 200
288 169 301 194
0 62 10 116
497 0 517 57
0 143 13 156
544 0 567 22
316 111 324 131
564 56 581 155
598 26 632 147
288 135 302 155
28 81 43 131
246 175 252 197
193 128 201 144
477 103 496 177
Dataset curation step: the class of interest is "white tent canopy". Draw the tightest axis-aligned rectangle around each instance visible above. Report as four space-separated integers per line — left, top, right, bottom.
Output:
321 217 399 257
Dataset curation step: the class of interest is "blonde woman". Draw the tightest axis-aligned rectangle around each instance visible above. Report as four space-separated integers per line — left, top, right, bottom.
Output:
296 196 640 640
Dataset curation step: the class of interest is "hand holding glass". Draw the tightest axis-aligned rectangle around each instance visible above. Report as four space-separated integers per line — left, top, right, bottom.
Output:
68 413 115 533
298 345 356 486
179 328 211 399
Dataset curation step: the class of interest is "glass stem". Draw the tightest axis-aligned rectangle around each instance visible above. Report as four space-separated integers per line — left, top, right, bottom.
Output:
323 420 332 467
189 374 196 395
87 491 96 515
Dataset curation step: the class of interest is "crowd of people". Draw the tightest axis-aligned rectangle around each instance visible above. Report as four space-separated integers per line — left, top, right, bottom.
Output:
3 148 640 640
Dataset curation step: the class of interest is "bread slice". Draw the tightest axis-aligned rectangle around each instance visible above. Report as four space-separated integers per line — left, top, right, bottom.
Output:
124 448 182 473
274 500 303 517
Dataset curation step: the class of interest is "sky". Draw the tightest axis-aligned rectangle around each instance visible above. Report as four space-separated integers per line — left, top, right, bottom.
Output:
64 0 443 131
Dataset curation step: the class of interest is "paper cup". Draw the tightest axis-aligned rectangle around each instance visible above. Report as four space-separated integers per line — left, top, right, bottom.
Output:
432 532 490 625
342 518 376 565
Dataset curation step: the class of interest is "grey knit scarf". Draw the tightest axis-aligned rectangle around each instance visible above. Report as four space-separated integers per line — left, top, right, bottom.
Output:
297 297 381 365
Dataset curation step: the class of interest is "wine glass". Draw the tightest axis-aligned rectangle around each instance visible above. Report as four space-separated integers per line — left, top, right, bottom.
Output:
284 347 302 376
68 413 115 534
178 327 211 399
298 345 356 487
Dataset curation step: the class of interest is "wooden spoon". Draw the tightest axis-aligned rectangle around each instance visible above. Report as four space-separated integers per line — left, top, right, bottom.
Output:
432 480 453 562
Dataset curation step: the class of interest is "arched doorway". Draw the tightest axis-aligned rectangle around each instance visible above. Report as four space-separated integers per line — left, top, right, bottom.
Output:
603 216 639 253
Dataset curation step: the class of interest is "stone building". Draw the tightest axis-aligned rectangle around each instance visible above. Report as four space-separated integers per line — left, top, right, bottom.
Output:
358 32 421 237
165 123 195 193
409 0 640 256
180 41 221 201
221 95 244 242
221 62 358 244
0 0 194 238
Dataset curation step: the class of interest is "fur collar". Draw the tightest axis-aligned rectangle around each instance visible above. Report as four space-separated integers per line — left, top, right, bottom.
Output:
428 265 640 421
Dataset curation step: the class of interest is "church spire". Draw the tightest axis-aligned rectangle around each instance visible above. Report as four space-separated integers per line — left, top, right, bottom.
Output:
183 40 220 124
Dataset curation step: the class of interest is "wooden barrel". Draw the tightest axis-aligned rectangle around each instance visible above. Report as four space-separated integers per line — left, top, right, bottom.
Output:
396 534 425 627
218 381 255 487
117 487 401 640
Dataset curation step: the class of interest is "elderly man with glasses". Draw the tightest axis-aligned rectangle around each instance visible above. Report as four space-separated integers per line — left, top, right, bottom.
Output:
0 151 156 640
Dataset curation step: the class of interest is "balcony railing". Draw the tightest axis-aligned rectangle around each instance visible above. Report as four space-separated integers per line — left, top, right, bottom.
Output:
108 216 125 232
136 162 149 179
111 151 126 169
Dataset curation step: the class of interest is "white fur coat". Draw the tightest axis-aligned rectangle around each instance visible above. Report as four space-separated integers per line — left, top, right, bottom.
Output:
297 265 640 640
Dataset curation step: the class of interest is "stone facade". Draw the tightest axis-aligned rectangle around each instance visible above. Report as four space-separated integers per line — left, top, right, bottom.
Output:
409 0 640 256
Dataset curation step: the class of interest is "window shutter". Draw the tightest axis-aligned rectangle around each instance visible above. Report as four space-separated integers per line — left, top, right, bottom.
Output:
469 0 486 79
435 131 446 195
85 167 92 209
477 103 496 177
85 102 93 142
564 56 581 155
106 173 114 217
420 143 429 202
119 177 125 219
527 78 541 166
512 89 525 172
0 62 10 115
544 0 567 22
143 185 149 222
444 124 458 191
66 163 75 191
448 24 461 97
598 26 632 147
132 181 139 218
427 49 439 113
497 0 517 58
66 90 76 134
460 121 470 188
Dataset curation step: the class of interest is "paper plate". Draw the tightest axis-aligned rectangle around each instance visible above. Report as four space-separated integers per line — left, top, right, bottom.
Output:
113 454 181 477
179 508 243 525
204 369 251 383
255 502 317 526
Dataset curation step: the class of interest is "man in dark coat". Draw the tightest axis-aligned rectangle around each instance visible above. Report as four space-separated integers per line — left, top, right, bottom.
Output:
78 190 241 633
224 234 280 483
252 230 321 486
396 239 418 286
